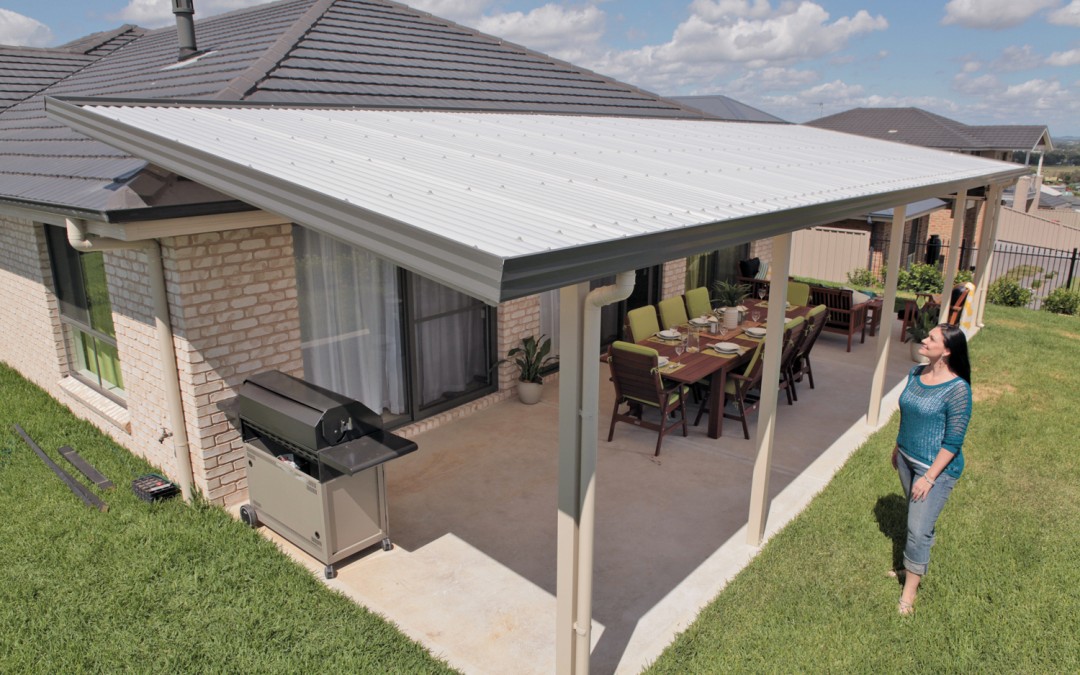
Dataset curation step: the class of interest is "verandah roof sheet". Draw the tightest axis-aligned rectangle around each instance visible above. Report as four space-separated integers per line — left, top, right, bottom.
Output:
46 98 1027 304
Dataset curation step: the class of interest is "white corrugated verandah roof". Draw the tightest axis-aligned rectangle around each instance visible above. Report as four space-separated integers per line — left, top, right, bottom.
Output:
46 98 1026 304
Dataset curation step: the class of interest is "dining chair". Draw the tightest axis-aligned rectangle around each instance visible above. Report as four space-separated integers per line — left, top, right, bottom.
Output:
684 286 712 319
606 341 689 456
625 305 660 342
658 296 689 330
786 280 811 307
789 304 827 391
777 316 807 405
694 341 765 440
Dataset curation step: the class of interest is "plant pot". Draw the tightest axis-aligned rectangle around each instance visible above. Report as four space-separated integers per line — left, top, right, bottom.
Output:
517 381 543 404
909 342 929 364
723 307 739 330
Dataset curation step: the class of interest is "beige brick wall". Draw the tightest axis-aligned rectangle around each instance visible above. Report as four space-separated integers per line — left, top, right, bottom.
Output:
493 294 542 393
661 258 687 299
165 225 304 505
749 239 773 272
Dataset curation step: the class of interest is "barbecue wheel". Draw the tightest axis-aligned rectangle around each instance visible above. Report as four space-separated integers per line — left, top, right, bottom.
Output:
239 504 260 528
324 565 337 579
381 538 393 552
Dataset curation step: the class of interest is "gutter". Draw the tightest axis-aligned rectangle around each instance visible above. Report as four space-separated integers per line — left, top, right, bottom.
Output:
66 218 194 502
573 271 635 674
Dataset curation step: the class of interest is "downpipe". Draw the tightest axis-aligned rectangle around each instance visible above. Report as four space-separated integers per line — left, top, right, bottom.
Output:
66 218 194 502
574 270 635 673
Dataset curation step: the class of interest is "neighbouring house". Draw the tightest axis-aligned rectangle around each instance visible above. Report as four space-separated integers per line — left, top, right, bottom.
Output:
800 107 1054 277
0 0 715 505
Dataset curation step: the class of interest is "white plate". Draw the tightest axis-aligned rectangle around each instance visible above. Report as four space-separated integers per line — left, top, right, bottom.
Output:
657 356 670 367
744 327 767 338
689 317 711 326
713 342 739 353
656 330 680 339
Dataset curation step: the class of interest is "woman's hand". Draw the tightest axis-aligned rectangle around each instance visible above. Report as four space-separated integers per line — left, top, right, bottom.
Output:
891 446 898 470
910 475 933 502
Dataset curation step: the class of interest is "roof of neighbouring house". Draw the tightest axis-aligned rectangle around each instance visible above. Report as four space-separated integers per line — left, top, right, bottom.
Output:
0 0 703 216
669 95 787 123
805 107 1053 153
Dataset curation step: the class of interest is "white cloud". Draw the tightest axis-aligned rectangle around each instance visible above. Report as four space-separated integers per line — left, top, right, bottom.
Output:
0 8 54 47
961 60 982 73
112 0 273 27
941 0 1058 29
1048 0 1080 26
1046 48 1080 66
689 0 775 21
474 5 606 57
992 45 1044 72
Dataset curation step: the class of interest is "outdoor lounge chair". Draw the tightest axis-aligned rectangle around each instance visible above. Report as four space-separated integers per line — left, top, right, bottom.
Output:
658 296 690 330
626 305 661 342
607 341 689 456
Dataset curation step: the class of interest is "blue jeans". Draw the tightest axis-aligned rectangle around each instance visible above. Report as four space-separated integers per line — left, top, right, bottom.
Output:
897 454 957 576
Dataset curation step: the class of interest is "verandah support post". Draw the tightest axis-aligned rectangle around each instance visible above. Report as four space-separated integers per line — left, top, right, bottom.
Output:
747 232 792 546
868 204 906 427
973 183 1005 328
556 282 588 675
941 189 968 324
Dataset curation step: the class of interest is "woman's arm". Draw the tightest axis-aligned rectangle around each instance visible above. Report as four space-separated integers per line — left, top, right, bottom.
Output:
910 448 956 501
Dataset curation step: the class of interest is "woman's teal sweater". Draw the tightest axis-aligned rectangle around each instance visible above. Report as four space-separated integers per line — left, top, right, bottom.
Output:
896 365 972 478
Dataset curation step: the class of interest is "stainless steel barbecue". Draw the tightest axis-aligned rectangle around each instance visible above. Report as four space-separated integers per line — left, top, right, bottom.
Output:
233 370 417 579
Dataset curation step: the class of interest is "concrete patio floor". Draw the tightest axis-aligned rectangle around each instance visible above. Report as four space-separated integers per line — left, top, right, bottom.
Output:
249 320 919 674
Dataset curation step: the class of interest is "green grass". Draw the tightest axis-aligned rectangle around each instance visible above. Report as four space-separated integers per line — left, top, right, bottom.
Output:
0 366 455 673
647 304 1080 673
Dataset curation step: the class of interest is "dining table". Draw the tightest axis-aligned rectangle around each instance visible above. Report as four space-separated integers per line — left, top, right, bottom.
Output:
636 299 813 439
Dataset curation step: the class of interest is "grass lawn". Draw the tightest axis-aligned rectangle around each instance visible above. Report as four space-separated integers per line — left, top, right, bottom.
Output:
0 367 455 673
648 304 1080 673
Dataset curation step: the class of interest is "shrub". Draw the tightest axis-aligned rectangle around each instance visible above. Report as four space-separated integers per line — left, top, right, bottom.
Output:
898 262 943 293
1041 287 1080 315
987 278 1033 307
955 269 973 286
846 267 879 287
1031 279 1042 289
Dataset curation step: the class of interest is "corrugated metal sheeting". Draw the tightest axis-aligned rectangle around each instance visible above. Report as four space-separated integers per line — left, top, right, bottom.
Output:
48 100 1027 304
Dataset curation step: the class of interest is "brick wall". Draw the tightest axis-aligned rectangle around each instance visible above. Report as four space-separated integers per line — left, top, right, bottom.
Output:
661 257 687 298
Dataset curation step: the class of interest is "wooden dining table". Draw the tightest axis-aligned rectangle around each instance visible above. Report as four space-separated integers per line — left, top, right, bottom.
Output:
636 299 813 439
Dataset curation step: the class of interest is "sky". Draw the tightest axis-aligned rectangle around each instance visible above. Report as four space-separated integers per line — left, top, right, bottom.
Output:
1 0 1078 136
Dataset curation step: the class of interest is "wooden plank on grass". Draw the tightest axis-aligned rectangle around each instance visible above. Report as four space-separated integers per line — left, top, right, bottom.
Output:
13 425 108 512
59 445 115 490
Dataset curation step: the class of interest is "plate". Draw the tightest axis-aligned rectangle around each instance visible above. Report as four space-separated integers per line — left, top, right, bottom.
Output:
689 317 711 326
744 327 767 338
713 342 739 353
656 330 680 339
657 356 670 367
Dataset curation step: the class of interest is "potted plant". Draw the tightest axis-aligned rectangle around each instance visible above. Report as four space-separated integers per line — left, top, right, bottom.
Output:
501 334 556 404
905 301 938 363
712 280 750 330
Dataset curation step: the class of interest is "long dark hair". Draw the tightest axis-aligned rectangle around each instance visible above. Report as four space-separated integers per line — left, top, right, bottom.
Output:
938 323 971 384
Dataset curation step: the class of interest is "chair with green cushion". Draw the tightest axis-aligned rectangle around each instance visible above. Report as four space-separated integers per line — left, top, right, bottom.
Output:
607 341 689 456
684 287 712 319
694 341 765 439
625 305 661 342
777 316 807 405
787 280 811 307
789 304 828 391
658 296 689 330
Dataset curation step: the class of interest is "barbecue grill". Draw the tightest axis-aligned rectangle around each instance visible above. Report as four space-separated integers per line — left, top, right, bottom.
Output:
233 370 417 579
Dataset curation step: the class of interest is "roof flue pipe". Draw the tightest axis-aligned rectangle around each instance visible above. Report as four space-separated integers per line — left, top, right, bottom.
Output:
172 0 198 60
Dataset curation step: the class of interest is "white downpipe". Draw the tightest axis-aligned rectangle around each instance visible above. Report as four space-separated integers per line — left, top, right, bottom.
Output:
66 218 194 502
573 271 635 675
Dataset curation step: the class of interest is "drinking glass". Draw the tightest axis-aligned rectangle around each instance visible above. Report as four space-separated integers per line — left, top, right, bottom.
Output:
757 286 766 300
674 335 685 358
751 310 761 324
687 329 699 353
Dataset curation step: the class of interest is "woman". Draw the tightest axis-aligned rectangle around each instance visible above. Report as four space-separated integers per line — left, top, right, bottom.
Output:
891 323 972 616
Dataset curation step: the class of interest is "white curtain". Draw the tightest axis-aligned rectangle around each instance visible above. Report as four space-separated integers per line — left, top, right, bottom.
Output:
411 275 488 407
293 226 406 415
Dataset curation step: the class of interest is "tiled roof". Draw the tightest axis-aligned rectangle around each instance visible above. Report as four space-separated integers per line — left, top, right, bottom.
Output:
0 0 700 215
805 107 1052 153
670 95 787 124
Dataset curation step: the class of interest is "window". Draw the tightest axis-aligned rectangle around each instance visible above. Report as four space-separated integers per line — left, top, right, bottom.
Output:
293 226 495 426
45 224 125 401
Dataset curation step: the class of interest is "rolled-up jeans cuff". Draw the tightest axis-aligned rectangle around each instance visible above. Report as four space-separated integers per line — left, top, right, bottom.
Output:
903 556 928 576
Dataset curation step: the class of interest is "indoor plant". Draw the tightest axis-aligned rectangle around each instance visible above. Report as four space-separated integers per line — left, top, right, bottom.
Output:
712 280 750 330
501 334 556 404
